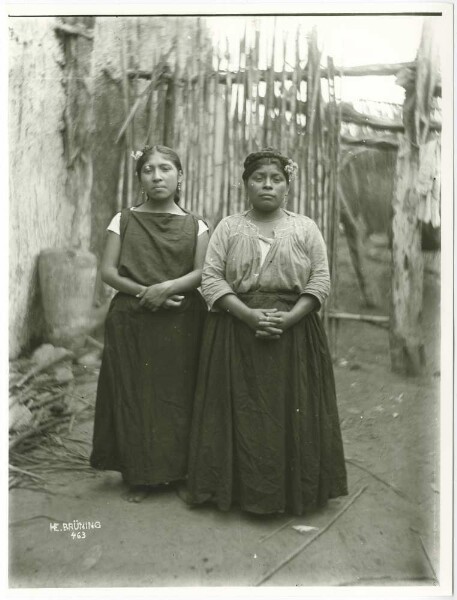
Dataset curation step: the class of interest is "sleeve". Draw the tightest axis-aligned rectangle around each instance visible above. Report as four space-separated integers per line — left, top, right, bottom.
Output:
106 212 121 235
300 221 331 307
201 219 236 310
197 219 209 236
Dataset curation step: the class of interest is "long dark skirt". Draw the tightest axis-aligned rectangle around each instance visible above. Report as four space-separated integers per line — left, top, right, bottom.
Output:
90 292 206 485
187 292 348 515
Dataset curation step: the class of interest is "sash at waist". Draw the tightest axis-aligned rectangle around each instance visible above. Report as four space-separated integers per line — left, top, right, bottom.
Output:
237 290 299 310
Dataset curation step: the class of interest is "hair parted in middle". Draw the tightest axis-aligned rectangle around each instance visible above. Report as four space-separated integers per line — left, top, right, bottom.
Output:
242 147 298 184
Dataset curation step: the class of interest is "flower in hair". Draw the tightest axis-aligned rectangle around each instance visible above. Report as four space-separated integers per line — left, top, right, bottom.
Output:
284 159 299 181
131 150 144 161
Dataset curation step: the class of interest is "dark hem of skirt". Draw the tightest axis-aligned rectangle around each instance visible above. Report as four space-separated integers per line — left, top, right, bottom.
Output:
187 485 349 516
90 459 188 487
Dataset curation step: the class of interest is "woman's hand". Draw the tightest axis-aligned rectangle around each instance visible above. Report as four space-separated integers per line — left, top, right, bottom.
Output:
239 308 282 340
137 282 172 311
259 311 296 333
163 295 185 309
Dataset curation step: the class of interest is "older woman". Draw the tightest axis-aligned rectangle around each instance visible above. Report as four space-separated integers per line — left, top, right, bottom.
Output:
187 147 347 515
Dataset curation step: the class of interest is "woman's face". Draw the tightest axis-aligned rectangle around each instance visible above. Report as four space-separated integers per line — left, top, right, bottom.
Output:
245 163 289 213
140 151 181 201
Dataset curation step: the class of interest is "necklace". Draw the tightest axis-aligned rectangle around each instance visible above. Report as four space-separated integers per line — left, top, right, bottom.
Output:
247 210 286 223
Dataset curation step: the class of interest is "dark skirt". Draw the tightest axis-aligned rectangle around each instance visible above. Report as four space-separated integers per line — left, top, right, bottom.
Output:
187 291 348 515
90 291 206 485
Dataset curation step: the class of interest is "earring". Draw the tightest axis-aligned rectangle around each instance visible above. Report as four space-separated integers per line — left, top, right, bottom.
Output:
141 188 147 201
177 181 182 192
282 194 289 208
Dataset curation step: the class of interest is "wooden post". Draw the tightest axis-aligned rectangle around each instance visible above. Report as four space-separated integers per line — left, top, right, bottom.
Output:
58 16 95 250
389 19 439 375
390 138 425 374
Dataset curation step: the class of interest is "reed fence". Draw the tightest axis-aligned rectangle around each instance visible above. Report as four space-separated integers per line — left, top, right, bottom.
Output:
114 22 342 345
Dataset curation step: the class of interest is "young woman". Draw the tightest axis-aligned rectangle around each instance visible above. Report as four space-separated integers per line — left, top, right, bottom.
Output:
90 145 209 502
187 147 348 515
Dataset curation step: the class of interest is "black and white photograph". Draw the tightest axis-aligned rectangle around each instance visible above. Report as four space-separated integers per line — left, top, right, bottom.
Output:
5 2 453 596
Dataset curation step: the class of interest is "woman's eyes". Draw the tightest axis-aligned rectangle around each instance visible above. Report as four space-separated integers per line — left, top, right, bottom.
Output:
142 165 172 173
253 176 284 183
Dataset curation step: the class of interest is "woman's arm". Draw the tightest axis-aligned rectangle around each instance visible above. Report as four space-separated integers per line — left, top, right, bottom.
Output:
260 294 319 332
300 221 331 307
138 230 210 310
100 231 147 296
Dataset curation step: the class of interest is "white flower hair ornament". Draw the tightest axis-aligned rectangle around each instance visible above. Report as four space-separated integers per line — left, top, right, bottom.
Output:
131 150 144 161
284 159 299 182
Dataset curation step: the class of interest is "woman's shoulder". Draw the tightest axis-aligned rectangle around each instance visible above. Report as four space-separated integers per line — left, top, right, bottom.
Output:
218 213 247 227
286 210 314 225
286 211 321 231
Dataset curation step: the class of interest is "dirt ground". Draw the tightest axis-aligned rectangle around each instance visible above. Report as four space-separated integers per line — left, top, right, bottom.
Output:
8 237 441 589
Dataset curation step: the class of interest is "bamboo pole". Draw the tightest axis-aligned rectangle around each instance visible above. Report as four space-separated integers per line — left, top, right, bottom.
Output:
268 24 277 149
146 48 157 145
329 312 389 324
295 27 304 214
279 34 287 153
305 32 315 220
310 39 322 223
203 48 213 219
184 54 192 211
131 19 140 149
326 57 341 354
224 40 234 217
255 486 368 586
233 42 242 213
195 21 205 216
126 60 443 102
120 25 133 208
248 27 258 154
251 28 261 151
189 51 197 213
240 27 248 161
211 53 220 222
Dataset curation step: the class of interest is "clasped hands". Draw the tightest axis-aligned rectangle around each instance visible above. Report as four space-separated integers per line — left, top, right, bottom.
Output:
245 308 295 340
137 282 184 311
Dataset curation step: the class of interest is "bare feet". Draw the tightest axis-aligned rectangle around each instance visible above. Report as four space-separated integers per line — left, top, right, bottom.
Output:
174 481 191 504
122 485 150 503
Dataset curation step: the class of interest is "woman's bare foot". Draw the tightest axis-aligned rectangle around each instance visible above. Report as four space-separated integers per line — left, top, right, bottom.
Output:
122 485 150 503
174 481 192 504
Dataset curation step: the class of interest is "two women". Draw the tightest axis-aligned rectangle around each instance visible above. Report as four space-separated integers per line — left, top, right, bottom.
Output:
91 144 347 515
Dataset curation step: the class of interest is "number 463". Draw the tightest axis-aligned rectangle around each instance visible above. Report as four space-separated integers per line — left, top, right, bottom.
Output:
71 531 86 540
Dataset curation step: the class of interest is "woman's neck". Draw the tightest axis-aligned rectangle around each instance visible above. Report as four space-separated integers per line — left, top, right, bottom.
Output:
139 197 182 214
248 207 286 222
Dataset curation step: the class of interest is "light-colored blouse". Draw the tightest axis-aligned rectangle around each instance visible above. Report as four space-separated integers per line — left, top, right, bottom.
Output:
202 210 330 310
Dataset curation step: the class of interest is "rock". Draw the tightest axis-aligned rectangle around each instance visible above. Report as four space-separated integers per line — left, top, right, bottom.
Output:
9 404 33 432
77 351 102 367
31 344 72 367
53 365 74 384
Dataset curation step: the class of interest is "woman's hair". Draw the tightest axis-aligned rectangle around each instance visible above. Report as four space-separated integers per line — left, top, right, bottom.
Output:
242 147 291 183
135 145 183 204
